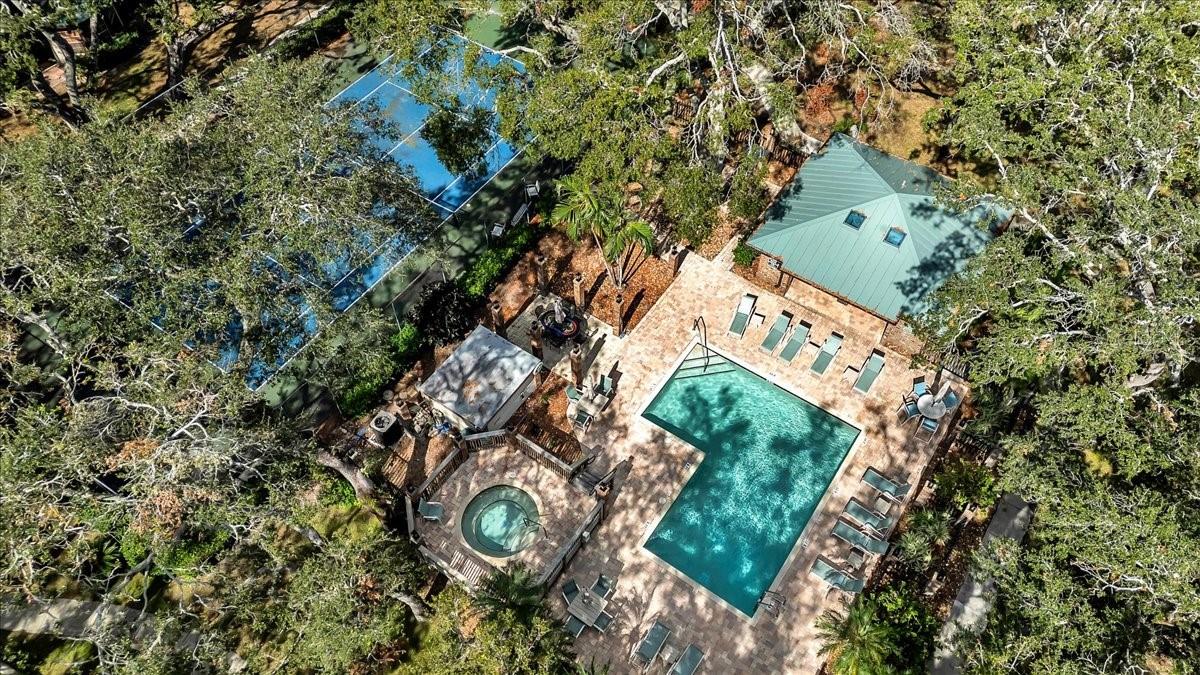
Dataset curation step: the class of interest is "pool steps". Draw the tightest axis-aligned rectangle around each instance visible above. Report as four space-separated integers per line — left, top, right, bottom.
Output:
674 354 737 380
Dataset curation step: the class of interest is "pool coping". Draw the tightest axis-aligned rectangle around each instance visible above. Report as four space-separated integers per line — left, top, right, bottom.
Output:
632 336 867 624
453 476 550 570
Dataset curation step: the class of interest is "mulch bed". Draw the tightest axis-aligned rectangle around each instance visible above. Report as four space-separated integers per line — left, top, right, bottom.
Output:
489 228 676 335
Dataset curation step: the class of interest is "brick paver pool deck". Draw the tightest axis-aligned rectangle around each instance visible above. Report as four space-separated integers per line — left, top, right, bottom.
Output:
558 252 955 673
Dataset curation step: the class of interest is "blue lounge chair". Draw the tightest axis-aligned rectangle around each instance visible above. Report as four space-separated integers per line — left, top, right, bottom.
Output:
899 399 920 422
564 614 587 638
631 620 671 669
669 644 706 675
760 312 793 353
728 294 757 337
778 321 811 362
832 519 889 555
562 578 580 604
594 610 614 633
853 351 886 393
566 384 582 401
811 333 843 374
862 467 911 502
811 557 865 593
592 574 615 598
843 499 896 533
418 500 443 522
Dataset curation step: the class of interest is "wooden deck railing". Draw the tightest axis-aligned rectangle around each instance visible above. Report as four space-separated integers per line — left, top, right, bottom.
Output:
512 432 576 481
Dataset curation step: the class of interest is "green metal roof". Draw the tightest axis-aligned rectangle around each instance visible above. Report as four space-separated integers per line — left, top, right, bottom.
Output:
747 133 1010 321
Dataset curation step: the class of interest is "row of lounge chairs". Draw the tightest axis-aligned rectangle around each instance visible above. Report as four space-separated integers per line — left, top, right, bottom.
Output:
630 619 704 674
810 467 913 594
729 293 885 391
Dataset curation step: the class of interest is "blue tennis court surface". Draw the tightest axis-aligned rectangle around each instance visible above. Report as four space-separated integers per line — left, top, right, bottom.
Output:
110 32 526 391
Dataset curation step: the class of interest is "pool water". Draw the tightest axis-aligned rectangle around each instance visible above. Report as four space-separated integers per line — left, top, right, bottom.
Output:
642 346 860 616
461 485 540 558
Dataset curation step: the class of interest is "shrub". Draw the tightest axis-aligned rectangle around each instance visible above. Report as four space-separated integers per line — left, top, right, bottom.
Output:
319 474 359 508
389 322 422 366
157 529 232 577
872 584 939 672
410 281 480 347
733 241 758 267
728 156 769 221
832 115 856 135
935 457 996 509
338 372 391 418
461 224 539 298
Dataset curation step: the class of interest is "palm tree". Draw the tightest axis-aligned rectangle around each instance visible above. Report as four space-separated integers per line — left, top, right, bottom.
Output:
473 564 545 621
816 598 895 675
552 176 655 291
898 530 934 569
910 507 952 548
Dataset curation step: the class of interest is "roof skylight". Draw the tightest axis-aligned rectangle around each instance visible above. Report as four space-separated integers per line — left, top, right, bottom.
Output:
884 227 907 247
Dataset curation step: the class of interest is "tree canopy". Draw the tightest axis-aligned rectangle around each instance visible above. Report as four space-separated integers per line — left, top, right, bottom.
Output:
916 0 1200 670
353 0 940 246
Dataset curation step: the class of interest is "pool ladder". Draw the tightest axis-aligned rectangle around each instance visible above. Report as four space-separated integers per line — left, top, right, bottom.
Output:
693 316 712 372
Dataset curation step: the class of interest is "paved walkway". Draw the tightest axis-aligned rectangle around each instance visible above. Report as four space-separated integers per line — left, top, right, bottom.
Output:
931 493 1033 675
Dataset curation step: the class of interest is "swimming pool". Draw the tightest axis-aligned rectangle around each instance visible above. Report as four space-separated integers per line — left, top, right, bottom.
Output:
642 344 860 616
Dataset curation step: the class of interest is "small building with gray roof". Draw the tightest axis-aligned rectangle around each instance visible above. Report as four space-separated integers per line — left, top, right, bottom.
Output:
418 325 542 432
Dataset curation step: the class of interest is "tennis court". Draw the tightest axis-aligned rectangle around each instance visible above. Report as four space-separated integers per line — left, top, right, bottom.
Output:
111 33 527 391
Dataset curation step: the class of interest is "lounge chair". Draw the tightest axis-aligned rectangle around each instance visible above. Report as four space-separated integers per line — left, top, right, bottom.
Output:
759 312 793 353
592 574 615 598
942 387 961 410
912 376 928 398
832 519 889 555
728 294 757 337
564 614 587 638
778 321 811 362
594 610 614 633
417 500 443 522
810 557 865 594
810 333 843 374
562 578 580 604
899 399 920 422
668 644 706 675
844 499 896 534
566 384 583 401
853 351 886 393
630 620 671 669
862 467 912 502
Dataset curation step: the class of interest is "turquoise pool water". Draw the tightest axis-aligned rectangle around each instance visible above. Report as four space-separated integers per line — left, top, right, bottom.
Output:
461 485 540 558
642 346 860 616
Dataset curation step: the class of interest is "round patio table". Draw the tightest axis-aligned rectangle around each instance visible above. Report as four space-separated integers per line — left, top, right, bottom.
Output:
917 393 947 420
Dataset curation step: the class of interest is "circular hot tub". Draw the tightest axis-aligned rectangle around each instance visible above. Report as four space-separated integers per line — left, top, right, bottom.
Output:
461 485 540 558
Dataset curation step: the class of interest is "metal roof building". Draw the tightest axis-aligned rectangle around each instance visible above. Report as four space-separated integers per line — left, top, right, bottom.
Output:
746 133 1011 322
